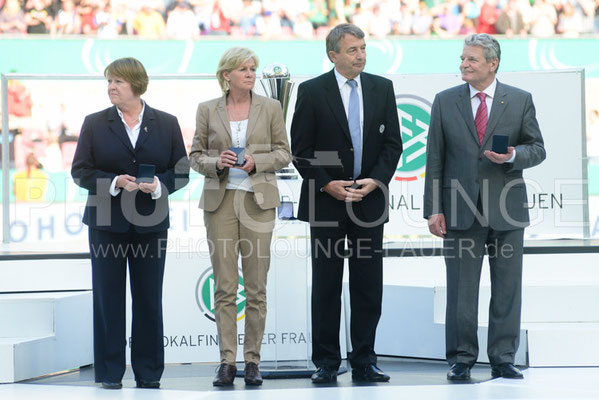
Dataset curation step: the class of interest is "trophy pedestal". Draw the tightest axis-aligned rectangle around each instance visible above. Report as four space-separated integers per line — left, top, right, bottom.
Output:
253 64 341 379
235 361 348 379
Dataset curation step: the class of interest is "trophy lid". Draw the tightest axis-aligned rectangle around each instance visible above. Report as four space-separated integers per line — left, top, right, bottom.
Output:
262 63 290 79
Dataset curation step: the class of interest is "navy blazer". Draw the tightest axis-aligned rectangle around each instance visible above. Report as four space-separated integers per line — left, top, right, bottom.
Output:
291 69 403 224
71 104 190 233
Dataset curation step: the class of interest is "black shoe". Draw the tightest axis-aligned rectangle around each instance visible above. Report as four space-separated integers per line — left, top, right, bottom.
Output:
491 363 523 379
447 363 471 380
101 381 122 389
244 362 263 386
136 379 160 388
352 364 390 382
213 363 237 386
311 367 338 383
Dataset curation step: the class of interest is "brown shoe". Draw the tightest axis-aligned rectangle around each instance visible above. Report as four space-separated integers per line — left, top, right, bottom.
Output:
213 363 237 386
244 362 263 385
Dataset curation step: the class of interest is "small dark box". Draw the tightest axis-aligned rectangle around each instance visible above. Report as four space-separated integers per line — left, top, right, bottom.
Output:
229 147 246 167
136 164 156 183
491 134 509 154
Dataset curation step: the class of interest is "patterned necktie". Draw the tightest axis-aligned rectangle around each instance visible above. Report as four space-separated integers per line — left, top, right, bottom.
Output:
474 92 488 145
347 79 362 178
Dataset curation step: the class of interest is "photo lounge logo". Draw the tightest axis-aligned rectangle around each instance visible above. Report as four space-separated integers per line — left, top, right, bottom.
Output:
394 95 431 181
195 266 246 322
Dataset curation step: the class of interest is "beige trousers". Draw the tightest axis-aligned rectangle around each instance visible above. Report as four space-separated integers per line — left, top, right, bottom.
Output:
204 189 275 365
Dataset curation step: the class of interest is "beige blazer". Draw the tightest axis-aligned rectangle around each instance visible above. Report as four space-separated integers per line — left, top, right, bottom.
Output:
190 92 292 212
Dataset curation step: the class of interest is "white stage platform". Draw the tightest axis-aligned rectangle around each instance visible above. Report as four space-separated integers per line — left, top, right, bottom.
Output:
377 246 599 366
0 291 92 383
1 367 599 400
1 239 598 383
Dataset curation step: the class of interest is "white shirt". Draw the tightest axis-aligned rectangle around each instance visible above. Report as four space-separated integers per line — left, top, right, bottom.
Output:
109 101 162 199
226 119 254 192
117 102 145 147
469 79 515 163
334 68 364 137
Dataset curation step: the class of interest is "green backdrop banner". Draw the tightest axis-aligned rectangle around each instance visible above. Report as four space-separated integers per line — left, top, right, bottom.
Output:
2 37 599 77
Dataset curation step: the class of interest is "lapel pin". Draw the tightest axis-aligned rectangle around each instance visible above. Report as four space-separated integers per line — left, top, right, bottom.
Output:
501 101 504 104
379 124 385 133
144 126 148 132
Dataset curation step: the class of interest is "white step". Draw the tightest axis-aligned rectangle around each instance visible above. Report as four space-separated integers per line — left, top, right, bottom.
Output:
0 336 55 383
0 295 55 337
378 282 599 366
524 322 599 366
433 284 599 324
0 259 91 293
0 291 93 383
376 253 599 367
375 284 528 364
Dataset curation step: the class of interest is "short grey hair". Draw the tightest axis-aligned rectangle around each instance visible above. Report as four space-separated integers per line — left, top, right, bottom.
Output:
464 33 501 71
326 23 365 62
216 47 259 93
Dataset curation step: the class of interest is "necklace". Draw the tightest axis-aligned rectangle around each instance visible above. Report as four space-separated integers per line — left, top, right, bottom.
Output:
228 101 248 148
118 102 143 127
235 122 241 147
227 98 250 122
121 109 140 125
233 120 244 147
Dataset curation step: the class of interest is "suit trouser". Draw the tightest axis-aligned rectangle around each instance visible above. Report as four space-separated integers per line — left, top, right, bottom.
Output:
310 216 384 370
88 226 167 383
443 218 524 367
204 189 275 365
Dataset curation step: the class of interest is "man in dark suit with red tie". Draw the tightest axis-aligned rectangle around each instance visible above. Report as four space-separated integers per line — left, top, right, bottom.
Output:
424 34 546 381
291 23 402 384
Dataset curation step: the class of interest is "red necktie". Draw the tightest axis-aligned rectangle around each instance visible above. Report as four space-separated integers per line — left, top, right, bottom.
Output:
474 92 488 145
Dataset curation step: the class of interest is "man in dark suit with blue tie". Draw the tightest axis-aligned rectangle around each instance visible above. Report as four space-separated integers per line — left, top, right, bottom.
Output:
71 58 189 390
424 34 546 381
291 23 402 384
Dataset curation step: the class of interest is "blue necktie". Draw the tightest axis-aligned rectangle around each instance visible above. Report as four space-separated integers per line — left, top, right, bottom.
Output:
347 79 362 178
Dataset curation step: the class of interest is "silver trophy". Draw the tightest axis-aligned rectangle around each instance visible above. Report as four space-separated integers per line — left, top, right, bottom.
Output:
261 63 297 179
260 63 295 123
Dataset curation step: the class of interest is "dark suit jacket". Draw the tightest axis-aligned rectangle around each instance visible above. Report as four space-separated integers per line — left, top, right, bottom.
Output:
290 69 403 224
71 104 190 233
423 81 546 231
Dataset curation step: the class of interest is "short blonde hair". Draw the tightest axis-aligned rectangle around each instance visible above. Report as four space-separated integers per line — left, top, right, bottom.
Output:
216 47 259 93
104 57 149 96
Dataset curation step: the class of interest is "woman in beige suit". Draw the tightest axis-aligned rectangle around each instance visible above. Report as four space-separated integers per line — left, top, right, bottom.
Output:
189 47 291 386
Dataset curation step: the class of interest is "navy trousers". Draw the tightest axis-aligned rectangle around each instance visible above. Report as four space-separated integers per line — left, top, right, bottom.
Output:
89 226 167 383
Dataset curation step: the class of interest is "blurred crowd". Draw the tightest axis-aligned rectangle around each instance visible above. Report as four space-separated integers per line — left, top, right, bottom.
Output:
0 0 598 40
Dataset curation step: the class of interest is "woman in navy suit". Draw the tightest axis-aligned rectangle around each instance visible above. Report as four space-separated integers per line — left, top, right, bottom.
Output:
71 57 189 390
